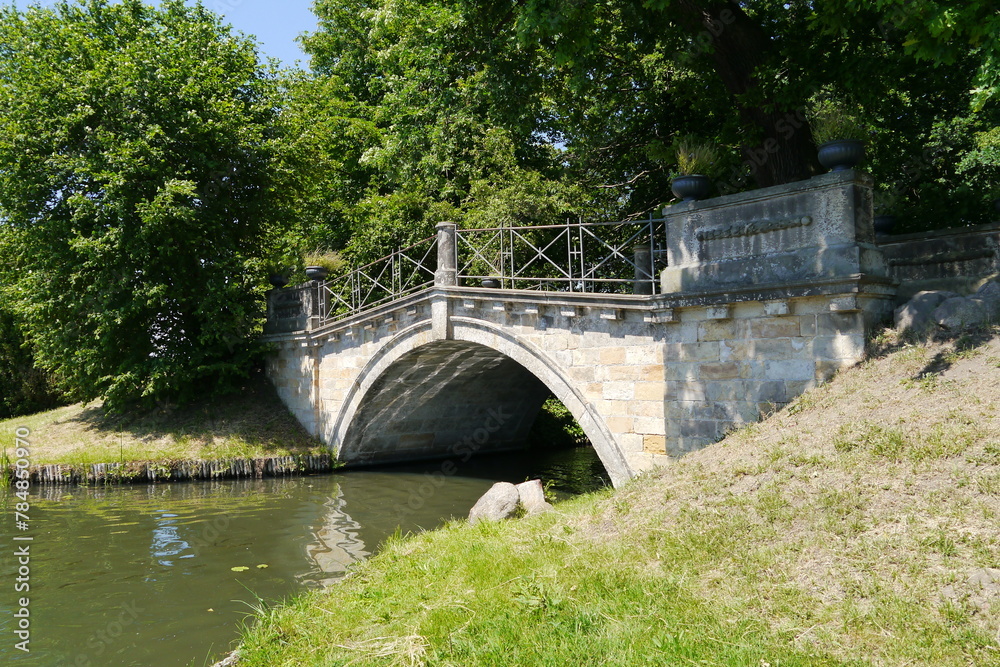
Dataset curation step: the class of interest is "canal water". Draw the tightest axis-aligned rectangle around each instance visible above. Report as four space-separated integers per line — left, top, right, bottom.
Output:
0 446 608 666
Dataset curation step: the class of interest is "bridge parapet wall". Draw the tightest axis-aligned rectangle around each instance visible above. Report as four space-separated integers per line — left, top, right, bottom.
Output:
662 169 886 293
658 169 893 453
876 221 1000 302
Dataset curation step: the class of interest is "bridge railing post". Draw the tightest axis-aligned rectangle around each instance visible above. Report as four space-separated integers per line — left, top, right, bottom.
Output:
633 244 654 295
304 282 320 331
435 221 458 287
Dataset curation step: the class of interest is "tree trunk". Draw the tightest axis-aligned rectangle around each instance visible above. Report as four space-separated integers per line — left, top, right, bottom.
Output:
673 0 822 187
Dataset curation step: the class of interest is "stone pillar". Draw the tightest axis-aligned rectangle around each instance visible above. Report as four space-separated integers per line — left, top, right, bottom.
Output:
633 244 654 295
310 341 322 438
435 221 458 287
266 288 278 323
304 282 320 332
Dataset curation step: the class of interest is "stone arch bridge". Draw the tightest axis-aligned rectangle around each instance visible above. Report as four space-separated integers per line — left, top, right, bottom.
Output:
264 171 901 486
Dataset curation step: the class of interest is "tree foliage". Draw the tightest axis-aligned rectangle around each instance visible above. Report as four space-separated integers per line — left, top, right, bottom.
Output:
294 0 998 249
0 307 63 419
295 0 604 265
0 0 282 409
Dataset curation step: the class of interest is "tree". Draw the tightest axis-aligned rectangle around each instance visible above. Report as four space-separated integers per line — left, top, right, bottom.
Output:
298 0 605 265
0 307 63 419
820 0 1000 111
509 0 992 192
295 0 995 241
0 0 282 409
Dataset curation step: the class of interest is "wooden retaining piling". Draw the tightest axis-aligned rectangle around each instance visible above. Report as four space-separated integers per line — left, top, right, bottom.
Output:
5 453 337 486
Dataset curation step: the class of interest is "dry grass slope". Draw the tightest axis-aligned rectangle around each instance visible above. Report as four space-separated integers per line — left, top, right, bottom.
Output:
603 326 1000 663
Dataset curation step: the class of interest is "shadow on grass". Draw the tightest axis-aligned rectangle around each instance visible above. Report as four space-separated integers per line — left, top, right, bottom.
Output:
867 323 1000 381
66 370 319 453
912 326 998 380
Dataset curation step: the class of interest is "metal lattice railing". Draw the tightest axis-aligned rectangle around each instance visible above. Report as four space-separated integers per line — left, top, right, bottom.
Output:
318 235 438 324
293 216 665 329
455 216 665 294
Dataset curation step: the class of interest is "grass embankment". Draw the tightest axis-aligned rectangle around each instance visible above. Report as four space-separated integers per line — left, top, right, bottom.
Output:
0 372 323 469
237 329 1000 666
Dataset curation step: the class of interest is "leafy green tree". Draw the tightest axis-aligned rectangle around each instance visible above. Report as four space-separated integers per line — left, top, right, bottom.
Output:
508 1 991 192
295 0 996 241
0 307 63 419
820 0 1000 111
0 0 282 409
269 72 378 262
298 0 606 264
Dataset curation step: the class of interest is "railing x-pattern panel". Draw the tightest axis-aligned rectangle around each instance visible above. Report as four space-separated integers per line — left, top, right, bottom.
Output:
319 235 438 324
455 216 664 294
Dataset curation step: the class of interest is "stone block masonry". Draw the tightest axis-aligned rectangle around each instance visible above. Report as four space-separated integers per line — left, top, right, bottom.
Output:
657 169 893 454
660 294 886 455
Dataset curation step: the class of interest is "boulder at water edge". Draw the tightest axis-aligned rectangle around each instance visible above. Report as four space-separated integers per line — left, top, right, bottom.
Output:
468 482 520 524
516 479 553 515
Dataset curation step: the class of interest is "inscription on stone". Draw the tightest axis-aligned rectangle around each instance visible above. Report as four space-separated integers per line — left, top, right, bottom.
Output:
696 215 813 242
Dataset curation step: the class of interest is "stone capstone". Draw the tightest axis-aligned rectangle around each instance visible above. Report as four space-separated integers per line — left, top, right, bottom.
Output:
516 479 553 515
468 482 520 523
933 295 990 331
974 279 1000 317
894 290 957 334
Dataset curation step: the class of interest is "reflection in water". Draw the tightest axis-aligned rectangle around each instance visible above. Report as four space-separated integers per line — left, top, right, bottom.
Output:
301 486 369 586
150 511 193 566
0 446 608 666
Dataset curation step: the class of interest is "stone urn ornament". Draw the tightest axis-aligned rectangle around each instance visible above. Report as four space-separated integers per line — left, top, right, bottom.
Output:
670 175 712 202
302 251 343 284
808 99 867 172
268 273 289 288
671 137 718 202
817 139 865 172
480 277 501 288
304 266 328 282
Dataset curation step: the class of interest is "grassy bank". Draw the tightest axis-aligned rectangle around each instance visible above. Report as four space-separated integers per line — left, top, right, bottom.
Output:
235 328 1000 666
0 372 323 470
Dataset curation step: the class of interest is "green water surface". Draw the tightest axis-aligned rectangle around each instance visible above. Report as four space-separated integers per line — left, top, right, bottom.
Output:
0 447 608 666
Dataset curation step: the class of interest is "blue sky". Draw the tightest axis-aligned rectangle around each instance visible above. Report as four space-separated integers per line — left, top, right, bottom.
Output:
8 0 319 67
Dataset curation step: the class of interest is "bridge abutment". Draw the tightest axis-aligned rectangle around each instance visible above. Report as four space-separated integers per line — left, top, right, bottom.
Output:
655 169 894 454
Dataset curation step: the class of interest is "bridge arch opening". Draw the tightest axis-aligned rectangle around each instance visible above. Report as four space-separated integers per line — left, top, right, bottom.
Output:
334 333 630 486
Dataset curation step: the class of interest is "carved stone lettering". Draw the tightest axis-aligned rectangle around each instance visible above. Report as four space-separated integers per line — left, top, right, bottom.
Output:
697 216 813 242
